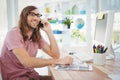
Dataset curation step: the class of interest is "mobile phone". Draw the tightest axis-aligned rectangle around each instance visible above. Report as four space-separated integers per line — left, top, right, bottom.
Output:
38 21 44 28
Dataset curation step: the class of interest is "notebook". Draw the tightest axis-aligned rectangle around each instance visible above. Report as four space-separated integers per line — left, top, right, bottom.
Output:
55 59 93 71
73 52 93 62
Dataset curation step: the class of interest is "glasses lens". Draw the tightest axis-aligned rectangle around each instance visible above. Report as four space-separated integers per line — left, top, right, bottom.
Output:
28 12 42 17
37 14 42 17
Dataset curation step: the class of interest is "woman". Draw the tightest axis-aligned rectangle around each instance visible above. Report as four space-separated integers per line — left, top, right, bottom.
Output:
0 5 73 80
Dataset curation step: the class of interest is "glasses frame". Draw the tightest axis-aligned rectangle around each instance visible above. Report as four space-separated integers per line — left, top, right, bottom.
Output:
27 12 42 17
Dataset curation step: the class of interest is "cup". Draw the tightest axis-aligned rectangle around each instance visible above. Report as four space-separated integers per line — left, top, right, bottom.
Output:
93 53 106 65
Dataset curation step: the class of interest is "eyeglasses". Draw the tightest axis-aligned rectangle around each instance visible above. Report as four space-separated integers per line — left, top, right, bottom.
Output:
28 12 42 17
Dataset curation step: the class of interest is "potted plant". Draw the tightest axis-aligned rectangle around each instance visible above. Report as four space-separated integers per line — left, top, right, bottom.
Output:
63 17 73 29
62 17 73 45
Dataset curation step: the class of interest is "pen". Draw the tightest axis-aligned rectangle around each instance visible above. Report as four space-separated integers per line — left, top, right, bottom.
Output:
101 46 104 53
104 47 108 53
93 44 96 53
97 45 100 53
95 48 98 53
93 44 107 54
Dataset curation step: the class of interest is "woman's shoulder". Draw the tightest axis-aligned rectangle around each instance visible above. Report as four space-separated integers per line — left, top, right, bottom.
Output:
8 27 21 34
7 27 22 37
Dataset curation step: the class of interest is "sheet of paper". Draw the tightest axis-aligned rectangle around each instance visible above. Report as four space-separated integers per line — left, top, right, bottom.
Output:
108 74 120 80
73 53 93 62
55 59 93 71
97 12 104 19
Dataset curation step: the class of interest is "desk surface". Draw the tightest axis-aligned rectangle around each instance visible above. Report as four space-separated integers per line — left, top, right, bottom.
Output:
49 66 110 80
49 58 120 80
49 46 120 80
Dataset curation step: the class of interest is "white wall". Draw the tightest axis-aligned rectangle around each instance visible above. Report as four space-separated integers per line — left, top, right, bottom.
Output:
0 0 8 50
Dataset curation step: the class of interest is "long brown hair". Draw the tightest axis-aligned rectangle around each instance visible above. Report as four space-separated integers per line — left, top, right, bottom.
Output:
18 5 41 43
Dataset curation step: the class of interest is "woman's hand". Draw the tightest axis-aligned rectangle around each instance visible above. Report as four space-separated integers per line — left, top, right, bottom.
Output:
40 19 52 33
57 56 73 65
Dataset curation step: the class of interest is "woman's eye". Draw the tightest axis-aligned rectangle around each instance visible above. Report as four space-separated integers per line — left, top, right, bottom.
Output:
31 13 35 16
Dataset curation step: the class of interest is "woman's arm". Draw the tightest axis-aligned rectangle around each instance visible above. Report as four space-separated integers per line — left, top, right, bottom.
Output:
13 48 73 68
40 20 60 59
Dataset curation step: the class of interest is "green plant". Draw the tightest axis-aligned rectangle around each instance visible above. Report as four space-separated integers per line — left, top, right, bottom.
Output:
71 29 86 41
63 17 73 29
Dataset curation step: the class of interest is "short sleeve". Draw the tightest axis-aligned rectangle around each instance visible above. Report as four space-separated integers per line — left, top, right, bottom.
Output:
38 37 47 49
5 29 24 51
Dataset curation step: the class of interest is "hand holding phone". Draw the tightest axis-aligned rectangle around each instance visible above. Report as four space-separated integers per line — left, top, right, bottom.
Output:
38 21 44 28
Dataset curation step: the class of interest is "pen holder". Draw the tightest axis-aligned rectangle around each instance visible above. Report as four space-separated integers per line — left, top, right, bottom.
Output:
93 53 106 65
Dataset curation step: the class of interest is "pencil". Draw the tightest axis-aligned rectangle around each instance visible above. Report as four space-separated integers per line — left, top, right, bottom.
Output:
104 47 108 53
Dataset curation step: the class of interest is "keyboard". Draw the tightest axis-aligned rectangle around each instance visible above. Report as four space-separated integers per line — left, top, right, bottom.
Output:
73 52 93 62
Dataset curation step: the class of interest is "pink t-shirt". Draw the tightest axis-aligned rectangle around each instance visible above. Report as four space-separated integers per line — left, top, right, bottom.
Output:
0 27 47 80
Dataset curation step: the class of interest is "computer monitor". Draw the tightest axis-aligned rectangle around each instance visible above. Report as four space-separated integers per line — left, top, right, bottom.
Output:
94 11 115 59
